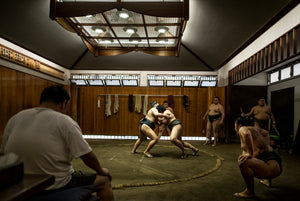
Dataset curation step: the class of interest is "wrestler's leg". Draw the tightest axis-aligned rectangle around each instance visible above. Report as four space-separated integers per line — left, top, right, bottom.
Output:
204 121 212 145
182 141 199 155
235 158 281 198
212 119 221 146
169 125 187 158
132 130 146 154
142 125 159 157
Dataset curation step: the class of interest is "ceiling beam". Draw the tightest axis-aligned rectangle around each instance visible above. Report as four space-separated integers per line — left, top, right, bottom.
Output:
70 48 89 70
181 43 214 71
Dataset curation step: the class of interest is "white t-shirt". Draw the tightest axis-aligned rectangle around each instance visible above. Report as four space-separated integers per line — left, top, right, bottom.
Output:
1 107 92 189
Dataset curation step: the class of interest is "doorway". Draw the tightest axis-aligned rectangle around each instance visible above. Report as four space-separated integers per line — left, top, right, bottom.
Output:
271 87 294 148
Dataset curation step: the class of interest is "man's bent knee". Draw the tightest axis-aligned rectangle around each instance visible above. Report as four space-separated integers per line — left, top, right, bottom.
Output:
94 174 111 186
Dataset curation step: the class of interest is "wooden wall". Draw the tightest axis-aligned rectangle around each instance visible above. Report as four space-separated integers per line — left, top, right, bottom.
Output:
75 85 226 136
0 65 226 144
0 66 64 143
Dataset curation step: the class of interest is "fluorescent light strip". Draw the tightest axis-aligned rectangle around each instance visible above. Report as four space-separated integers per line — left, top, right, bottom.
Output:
83 135 208 141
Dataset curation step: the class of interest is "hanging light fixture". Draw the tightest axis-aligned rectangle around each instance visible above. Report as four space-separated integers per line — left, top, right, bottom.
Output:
156 33 168 43
91 26 106 34
154 26 169 34
50 0 189 56
129 33 141 43
117 9 132 19
101 32 114 43
123 27 137 34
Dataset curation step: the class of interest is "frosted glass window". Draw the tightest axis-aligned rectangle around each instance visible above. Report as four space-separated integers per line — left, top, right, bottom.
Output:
201 81 217 87
280 67 291 80
166 80 181 87
105 79 121 86
294 63 300 76
149 80 164 86
123 80 138 86
88 80 104 86
71 80 86 85
270 71 279 83
183 80 199 87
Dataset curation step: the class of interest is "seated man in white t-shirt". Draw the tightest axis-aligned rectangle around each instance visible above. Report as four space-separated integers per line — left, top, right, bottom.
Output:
0 85 114 201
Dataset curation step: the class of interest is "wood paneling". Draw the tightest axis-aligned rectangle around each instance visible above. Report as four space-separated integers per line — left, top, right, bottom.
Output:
0 66 57 143
76 86 226 137
0 65 226 142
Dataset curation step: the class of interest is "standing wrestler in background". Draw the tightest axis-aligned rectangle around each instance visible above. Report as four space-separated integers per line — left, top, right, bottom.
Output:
203 97 225 146
158 109 199 158
234 116 281 198
242 97 276 131
131 102 169 158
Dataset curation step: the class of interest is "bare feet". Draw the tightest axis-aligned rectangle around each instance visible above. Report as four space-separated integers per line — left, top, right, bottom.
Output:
143 152 153 158
260 179 271 187
193 149 199 156
203 141 211 145
212 143 216 147
132 150 137 154
234 189 255 198
180 151 188 159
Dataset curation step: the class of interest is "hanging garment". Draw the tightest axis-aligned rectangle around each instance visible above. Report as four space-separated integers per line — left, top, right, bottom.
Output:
97 96 101 108
129 94 134 112
183 95 189 112
143 95 148 116
135 95 142 113
168 95 174 109
105 95 111 117
114 94 119 114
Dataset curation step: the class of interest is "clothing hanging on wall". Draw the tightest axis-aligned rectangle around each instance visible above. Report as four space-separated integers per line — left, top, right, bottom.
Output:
105 95 111 117
183 95 189 112
129 94 133 112
114 94 119 114
168 95 174 109
143 95 148 115
135 95 142 113
97 96 101 108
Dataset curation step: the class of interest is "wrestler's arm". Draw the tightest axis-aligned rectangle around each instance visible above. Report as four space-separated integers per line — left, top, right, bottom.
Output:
219 105 225 124
268 107 276 125
244 106 255 117
203 106 211 120
152 109 169 118
239 128 254 166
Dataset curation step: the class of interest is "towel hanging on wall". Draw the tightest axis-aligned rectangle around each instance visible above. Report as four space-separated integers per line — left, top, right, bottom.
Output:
135 95 142 113
143 95 148 115
114 94 119 114
168 95 174 109
105 95 111 117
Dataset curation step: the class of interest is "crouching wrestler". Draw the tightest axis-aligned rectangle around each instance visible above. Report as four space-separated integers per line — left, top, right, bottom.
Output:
234 116 282 198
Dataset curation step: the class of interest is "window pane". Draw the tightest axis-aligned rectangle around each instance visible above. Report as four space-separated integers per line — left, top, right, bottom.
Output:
294 63 300 76
270 71 279 83
281 67 291 80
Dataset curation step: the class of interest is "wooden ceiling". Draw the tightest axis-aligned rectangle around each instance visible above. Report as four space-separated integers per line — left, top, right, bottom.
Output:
0 0 298 71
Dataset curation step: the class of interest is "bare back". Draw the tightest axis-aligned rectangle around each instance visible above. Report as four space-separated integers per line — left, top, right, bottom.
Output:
239 126 272 158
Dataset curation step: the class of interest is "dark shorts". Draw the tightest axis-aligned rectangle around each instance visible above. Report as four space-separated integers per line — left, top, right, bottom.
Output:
140 118 156 133
208 114 222 123
257 150 282 174
254 118 269 129
168 119 182 131
63 171 96 190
